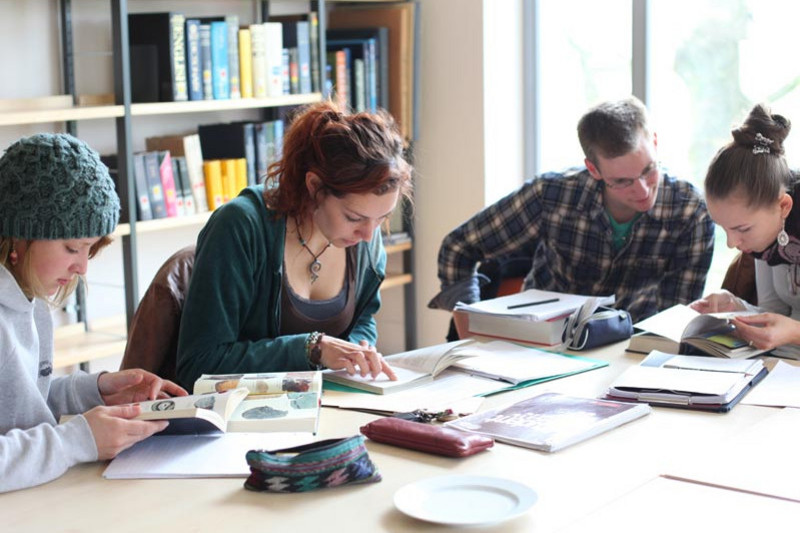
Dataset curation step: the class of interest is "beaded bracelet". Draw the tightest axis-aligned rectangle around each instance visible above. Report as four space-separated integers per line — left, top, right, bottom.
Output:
305 331 325 370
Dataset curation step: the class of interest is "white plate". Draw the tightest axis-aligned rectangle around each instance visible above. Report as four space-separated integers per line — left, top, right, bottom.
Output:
393 475 537 526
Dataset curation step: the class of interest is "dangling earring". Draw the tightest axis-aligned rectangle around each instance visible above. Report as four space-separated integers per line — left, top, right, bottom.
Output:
9 243 18 266
778 219 790 247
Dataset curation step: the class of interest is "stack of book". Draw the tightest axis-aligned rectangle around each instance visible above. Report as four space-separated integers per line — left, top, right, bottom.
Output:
606 351 768 412
454 289 615 346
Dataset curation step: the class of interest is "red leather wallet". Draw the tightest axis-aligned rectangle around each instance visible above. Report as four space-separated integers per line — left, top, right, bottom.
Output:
360 417 494 457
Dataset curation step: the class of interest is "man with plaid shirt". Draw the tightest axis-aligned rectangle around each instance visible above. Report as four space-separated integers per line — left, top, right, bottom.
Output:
430 97 714 322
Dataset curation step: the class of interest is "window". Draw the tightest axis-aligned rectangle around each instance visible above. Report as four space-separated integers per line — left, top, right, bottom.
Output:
533 0 800 293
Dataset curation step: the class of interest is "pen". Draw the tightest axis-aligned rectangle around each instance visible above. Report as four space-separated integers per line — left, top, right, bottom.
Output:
507 298 560 310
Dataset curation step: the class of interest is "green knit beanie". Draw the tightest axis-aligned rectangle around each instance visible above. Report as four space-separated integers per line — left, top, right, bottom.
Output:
0 133 120 240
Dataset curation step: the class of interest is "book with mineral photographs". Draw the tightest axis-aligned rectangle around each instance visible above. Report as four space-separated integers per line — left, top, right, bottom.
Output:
627 304 768 359
445 392 650 452
137 371 322 434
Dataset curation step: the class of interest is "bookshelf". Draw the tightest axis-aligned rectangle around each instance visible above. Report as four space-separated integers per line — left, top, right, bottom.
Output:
0 0 418 368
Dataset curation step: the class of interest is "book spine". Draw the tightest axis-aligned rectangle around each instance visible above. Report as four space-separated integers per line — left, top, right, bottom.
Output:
308 12 321 93
241 122 256 187
157 151 180 217
203 160 224 210
264 22 284 98
288 48 299 94
282 48 291 95
199 24 214 100
170 13 188 101
253 122 268 183
353 58 366 112
143 151 168 219
182 135 208 213
225 15 241 99
185 19 203 100
170 153 186 216
132 152 154 221
234 158 248 194
220 159 237 203
296 21 312 94
335 49 347 110
238 28 253 99
174 156 196 215
273 119 284 163
209 21 230 100
249 24 267 98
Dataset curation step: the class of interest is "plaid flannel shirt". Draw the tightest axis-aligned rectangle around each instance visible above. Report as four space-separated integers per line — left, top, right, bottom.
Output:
434 168 714 322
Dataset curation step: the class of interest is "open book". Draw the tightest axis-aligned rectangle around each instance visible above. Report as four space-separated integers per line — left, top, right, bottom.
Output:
136 371 322 434
627 304 767 359
454 289 615 346
445 392 650 452
322 339 603 394
606 351 767 412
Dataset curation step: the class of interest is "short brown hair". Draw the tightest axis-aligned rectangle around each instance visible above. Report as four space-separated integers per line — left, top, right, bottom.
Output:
577 96 651 166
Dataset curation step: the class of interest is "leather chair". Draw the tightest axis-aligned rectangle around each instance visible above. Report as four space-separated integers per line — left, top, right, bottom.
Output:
721 251 757 306
119 245 195 383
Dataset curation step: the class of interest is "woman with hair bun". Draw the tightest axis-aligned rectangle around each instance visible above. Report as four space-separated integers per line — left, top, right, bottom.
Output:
691 104 800 355
177 101 413 386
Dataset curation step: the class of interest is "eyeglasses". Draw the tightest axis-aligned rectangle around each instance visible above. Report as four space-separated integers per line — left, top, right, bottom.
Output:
599 161 660 190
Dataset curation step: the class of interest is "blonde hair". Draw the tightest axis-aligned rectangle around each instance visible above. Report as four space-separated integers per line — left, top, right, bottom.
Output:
0 235 113 306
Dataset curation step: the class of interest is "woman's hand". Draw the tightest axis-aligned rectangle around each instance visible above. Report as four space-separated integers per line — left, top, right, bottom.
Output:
731 313 800 351
83 404 168 460
689 290 746 314
318 336 397 380
98 369 188 406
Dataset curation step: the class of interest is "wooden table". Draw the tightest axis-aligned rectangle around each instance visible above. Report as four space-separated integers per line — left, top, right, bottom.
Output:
3 341 797 532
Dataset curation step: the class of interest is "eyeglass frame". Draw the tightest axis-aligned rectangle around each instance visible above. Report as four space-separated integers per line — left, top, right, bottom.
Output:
597 161 661 190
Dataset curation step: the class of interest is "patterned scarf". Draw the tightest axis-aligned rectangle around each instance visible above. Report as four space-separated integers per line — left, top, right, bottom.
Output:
751 180 800 266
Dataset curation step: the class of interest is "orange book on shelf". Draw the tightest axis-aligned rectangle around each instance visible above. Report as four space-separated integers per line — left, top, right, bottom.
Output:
220 159 238 203
203 160 224 210
233 158 248 195
238 28 253 99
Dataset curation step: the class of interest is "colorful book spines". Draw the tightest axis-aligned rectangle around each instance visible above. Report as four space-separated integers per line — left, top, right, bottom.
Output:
203 160 224 210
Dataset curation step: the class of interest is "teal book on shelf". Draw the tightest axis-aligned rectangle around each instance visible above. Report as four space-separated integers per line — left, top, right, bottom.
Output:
185 18 203 101
209 20 230 100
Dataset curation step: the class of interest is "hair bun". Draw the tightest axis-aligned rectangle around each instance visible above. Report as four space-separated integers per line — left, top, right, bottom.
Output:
731 104 791 156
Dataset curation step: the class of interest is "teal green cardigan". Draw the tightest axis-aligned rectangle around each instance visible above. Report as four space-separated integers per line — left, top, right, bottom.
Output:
176 186 385 387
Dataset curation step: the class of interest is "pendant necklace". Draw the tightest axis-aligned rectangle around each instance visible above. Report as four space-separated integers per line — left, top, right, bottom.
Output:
296 219 332 284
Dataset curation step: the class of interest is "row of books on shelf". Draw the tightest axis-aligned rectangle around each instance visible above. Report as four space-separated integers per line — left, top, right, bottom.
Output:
129 11 322 103
102 118 284 222
128 10 393 115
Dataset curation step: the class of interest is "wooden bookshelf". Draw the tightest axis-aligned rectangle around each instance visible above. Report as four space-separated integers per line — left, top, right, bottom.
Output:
53 315 127 369
130 93 321 117
381 273 413 290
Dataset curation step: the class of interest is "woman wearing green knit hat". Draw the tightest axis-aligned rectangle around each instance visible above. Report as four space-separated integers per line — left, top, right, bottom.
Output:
0 133 186 493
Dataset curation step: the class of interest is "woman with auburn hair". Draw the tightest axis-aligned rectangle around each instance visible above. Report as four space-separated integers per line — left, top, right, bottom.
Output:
177 101 413 386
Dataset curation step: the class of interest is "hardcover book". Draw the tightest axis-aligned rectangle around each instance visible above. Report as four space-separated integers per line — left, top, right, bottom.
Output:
445 392 651 452
184 18 203 100
128 12 188 102
133 371 322 435
627 304 768 359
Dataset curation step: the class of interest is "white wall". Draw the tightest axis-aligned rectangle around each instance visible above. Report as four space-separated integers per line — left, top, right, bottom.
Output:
414 0 525 347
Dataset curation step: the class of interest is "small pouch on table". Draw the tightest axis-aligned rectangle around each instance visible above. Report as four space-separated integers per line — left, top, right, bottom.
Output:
563 306 633 350
244 435 381 493
360 417 494 458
